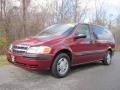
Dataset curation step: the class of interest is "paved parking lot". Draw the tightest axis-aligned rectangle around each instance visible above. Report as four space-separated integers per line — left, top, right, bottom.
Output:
0 54 120 90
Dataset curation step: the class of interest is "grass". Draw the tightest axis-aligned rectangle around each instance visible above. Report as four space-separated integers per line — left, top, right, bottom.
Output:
0 55 9 67
116 52 120 54
115 51 120 55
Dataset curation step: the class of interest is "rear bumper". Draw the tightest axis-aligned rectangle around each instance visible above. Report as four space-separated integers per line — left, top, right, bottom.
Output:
7 51 54 71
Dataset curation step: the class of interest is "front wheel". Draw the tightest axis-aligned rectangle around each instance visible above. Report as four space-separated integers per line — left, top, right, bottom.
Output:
51 53 70 78
102 51 112 65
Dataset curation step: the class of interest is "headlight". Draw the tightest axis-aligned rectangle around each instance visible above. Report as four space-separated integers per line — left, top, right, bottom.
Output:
9 44 13 51
26 46 52 54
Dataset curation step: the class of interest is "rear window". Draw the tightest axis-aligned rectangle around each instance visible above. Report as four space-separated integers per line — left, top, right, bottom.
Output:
93 25 115 42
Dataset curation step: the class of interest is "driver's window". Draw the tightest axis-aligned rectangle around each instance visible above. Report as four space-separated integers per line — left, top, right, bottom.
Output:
75 24 90 39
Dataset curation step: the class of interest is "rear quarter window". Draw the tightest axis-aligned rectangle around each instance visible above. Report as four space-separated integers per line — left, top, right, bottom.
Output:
93 25 115 43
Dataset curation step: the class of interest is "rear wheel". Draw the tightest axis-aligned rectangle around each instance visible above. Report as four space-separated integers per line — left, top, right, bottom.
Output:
51 53 70 78
102 51 112 65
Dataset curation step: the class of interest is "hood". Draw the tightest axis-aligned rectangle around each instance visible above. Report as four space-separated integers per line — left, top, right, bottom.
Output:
13 36 65 46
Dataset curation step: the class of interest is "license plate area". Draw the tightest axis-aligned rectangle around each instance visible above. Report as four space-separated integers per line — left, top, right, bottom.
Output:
11 55 16 62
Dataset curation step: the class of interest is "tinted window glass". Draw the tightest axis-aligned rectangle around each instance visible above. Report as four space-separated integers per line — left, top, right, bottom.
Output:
104 29 115 42
75 24 90 39
93 25 114 42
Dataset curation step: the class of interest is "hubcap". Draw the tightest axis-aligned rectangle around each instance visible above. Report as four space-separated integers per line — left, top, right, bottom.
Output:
57 57 69 75
107 53 111 64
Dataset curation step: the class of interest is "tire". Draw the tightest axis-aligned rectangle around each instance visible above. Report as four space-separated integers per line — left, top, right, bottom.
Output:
51 53 70 78
102 51 112 65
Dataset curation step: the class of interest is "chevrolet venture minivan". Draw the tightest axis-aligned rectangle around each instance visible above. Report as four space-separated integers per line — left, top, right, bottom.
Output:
7 23 115 78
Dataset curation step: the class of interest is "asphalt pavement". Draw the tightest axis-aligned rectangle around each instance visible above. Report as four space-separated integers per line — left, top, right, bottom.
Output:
0 54 120 90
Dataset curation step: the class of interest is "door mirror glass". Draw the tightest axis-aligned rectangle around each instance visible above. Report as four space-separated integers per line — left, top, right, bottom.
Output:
74 34 87 39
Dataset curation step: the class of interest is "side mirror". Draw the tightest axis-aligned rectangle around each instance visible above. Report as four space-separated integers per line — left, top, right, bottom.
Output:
74 34 87 39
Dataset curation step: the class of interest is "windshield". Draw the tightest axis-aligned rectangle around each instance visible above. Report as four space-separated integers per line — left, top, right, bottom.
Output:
37 24 75 37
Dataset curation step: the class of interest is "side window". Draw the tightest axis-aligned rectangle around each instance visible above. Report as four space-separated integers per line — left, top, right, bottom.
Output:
104 29 115 42
75 24 90 39
93 26 105 40
93 25 115 42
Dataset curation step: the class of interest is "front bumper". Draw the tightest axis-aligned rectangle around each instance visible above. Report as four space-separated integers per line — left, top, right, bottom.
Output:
7 51 54 71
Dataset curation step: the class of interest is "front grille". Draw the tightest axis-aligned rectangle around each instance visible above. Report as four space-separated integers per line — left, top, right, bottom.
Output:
12 45 29 54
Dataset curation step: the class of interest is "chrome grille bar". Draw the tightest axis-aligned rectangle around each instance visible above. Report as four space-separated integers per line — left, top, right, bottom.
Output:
13 45 29 54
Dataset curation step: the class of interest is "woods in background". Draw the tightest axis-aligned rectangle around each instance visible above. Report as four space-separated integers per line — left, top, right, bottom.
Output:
0 0 120 54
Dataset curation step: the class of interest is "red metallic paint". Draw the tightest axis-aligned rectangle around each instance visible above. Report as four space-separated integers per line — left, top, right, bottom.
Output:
7 23 115 71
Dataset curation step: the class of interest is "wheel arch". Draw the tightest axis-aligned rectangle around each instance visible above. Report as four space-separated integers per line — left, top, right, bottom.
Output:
107 48 113 56
50 49 72 68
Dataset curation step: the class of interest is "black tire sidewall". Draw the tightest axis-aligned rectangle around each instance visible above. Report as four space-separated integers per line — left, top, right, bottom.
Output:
51 53 70 78
103 51 112 65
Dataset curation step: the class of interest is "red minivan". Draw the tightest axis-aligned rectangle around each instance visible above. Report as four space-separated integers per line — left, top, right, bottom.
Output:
7 23 115 78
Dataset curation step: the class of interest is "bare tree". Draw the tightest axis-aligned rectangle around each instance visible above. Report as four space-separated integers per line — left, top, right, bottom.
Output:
20 0 31 37
72 0 88 23
0 0 3 20
93 0 107 26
